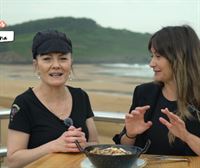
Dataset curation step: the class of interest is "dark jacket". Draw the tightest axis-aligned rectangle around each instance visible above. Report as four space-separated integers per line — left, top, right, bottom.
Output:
113 82 199 156
113 82 161 143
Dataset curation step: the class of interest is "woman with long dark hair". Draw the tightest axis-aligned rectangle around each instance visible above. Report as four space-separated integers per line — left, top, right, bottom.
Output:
113 25 200 156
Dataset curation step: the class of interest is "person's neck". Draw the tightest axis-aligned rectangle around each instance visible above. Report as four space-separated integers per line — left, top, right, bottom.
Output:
162 81 177 101
34 84 68 102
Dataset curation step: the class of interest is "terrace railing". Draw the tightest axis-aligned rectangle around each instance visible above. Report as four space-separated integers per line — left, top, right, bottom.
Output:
0 109 125 158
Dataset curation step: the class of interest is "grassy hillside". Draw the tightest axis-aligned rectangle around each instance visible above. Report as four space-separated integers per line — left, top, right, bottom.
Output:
0 17 151 64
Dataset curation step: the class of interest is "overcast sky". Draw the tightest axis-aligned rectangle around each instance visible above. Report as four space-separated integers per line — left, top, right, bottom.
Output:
1 0 200 36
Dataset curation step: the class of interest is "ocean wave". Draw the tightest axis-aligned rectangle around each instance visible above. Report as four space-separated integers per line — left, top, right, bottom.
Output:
100 63 153 78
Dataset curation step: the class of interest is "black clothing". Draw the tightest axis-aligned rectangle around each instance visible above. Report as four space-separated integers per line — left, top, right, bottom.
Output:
9 86 94 149
113 82 200 156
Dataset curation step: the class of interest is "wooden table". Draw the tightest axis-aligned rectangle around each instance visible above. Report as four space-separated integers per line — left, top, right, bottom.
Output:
25 153 200 168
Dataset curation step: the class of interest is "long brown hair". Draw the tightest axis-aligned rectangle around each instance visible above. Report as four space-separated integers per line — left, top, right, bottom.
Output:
148 25 200 143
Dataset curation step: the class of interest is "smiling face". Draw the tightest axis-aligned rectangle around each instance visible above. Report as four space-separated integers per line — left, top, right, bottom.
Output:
34 52 72 87
149 47 174 83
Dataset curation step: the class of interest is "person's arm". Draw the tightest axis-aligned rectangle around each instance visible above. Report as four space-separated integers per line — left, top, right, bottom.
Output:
86 117 99 146
184 132 200 156
120 133 137 145
80 90 99 146
7 126 88 168
7 129 54 168
160 108 200 156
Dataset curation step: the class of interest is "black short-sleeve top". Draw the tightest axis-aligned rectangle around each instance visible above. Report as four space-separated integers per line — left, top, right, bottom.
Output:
9 86 94 149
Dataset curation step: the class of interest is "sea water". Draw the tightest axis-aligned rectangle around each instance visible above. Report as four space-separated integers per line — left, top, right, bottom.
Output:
99 63 154 78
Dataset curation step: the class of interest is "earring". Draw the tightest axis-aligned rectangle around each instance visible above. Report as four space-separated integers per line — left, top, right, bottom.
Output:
68 74 72 81
37 72 40 79
68 70 73 81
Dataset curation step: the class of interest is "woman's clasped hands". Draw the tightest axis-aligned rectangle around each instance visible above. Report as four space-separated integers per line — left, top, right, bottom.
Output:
49 126 87 153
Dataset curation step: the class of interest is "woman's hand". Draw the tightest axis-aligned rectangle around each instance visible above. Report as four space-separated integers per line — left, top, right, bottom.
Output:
125 105 152 137
159 108 190 142
49 126 87 153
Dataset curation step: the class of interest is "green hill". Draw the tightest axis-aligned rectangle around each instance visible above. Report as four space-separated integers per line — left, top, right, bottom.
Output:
0 17 151 64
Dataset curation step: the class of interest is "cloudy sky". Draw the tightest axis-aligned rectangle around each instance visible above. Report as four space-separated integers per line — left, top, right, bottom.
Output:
1 0 200 36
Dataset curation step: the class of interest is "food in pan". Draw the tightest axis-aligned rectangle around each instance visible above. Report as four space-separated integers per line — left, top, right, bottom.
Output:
89 146 132 155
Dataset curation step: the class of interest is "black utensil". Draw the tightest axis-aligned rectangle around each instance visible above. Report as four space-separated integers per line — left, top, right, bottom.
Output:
74 140 89 157
137 139 151 157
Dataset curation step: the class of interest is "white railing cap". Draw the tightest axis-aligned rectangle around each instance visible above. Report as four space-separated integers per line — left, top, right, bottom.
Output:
0 109 125 122
0 147 7 157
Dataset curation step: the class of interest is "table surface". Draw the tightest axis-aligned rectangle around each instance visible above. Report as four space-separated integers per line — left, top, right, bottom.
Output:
25 153 200 168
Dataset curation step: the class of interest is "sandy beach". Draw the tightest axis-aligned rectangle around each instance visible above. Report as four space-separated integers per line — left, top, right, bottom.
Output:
0 63 152 146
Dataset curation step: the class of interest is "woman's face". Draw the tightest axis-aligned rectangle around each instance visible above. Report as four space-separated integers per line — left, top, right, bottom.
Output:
149 47 174 83
34 52 72 87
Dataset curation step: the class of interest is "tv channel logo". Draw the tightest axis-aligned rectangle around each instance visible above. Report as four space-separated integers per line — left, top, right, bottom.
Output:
0 31 15 42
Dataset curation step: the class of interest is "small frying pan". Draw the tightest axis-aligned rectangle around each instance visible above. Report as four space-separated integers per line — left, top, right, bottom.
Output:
75 140 151 168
